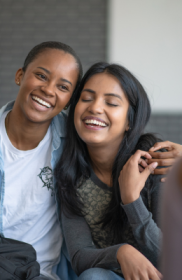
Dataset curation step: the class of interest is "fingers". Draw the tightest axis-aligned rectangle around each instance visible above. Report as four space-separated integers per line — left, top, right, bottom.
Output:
139 158 148 168
148 269 163 280
117 245 163 280
149 141 173 152
149 141 182 158
138 162 158 184
146 158 175 167
149 151 176 159
138 165 144 172
157 270 163 279
155 268 163 279
152 167 171 175
132 150 158 177
133 150 152 162
142 162 158 177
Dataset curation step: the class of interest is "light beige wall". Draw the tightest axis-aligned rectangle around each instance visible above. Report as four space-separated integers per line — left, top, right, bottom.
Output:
108 0 182 113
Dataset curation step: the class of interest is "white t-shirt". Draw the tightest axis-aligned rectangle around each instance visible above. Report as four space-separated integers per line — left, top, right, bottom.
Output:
0 111 62 280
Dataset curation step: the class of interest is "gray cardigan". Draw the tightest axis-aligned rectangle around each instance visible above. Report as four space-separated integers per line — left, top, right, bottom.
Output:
62 170 162 276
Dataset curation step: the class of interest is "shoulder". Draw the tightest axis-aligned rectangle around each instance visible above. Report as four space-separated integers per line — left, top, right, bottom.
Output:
0 101 15 119
55 111 68 127
51 111 68 138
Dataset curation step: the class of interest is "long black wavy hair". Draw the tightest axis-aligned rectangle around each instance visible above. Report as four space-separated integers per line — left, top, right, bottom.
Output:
55 62 162 244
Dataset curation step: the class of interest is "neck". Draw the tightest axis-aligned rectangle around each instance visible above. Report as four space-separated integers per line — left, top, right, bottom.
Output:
5 109 51 151
87 143 119 187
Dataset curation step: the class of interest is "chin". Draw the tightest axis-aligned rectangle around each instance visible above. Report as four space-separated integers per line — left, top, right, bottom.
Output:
84 138 105 147
25 111 51 124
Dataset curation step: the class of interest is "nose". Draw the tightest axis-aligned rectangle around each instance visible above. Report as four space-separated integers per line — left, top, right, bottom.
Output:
88 98 104 114
40 82 55 96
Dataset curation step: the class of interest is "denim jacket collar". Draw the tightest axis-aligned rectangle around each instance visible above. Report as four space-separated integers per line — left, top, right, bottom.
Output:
0 100 66 156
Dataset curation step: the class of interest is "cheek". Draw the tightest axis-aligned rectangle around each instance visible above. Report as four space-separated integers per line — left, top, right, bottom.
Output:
57 94 71 109
74 107 80 131
110 110 129 130
18 79 36 98
22 74 36 87
74 101 83 120
74 103 85 136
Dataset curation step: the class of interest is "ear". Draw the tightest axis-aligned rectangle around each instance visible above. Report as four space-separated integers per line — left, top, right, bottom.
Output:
64 101 70 110
15 68 24 86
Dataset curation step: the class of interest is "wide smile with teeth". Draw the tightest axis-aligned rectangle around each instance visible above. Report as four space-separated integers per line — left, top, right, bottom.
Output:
32 96 51 108
84 119 107 127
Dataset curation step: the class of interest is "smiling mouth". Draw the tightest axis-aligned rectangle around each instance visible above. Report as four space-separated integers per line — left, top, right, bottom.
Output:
83 119 107 127
32 95 51 108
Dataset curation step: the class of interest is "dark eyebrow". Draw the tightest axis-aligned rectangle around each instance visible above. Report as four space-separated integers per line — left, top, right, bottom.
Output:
104 93 122 100
82 89 122 100
82 89 95 94
37 67 50 74
61 78 72 86
37 67 72 86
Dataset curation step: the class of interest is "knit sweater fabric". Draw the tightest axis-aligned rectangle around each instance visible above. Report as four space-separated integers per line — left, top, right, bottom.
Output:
62 169 162 276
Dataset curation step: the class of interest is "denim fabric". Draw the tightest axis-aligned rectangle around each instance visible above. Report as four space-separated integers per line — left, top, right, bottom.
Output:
78 268 124 280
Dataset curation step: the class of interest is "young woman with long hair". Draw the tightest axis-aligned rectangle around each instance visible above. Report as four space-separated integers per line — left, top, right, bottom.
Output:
55 62 168 280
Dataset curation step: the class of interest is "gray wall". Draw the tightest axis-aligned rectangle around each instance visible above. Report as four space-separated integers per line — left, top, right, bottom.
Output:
0 0 181 144
0 0 107 106
145 114 182 145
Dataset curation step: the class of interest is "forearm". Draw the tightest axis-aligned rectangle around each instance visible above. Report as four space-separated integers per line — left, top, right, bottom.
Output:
72 244 122 275
62 212 123 275
121 195 162 267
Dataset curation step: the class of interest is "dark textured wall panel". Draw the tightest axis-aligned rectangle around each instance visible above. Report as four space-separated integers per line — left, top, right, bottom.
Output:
145 114 182 145
0 1 181 145
0 0 107 107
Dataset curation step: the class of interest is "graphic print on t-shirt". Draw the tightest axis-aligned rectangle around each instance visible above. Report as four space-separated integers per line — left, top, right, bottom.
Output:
38 166 54 195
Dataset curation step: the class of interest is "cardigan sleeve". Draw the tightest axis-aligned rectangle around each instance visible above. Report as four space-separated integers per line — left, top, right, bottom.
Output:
61 212 124 276
120 176 163 267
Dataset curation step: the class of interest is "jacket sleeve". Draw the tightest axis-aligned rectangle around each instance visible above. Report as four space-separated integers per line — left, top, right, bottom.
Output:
120 177 163 267
61 212 123 276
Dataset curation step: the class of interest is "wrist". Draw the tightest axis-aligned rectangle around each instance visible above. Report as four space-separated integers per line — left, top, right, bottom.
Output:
121 192 140 205
117 244 129 262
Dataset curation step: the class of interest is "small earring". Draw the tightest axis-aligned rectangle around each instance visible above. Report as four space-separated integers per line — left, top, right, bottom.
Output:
64 106 68 110
17 81 20 85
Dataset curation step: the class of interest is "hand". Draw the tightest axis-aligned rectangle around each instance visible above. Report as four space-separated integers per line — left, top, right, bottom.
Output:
117 244 162 280
148 141 182 182
118 150 158 204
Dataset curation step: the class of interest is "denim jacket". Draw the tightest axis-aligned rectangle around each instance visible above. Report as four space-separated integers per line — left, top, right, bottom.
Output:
0 101 77 280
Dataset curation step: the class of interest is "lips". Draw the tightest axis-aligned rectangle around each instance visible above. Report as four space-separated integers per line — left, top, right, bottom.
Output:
31 95 52 108
82 117 108 127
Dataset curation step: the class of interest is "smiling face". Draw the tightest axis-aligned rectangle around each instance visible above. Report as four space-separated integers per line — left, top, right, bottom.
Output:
14 48 79 125
74 72 130 149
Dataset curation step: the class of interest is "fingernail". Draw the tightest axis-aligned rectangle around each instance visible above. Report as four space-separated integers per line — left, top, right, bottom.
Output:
145 159 148 163
152 162 158 169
